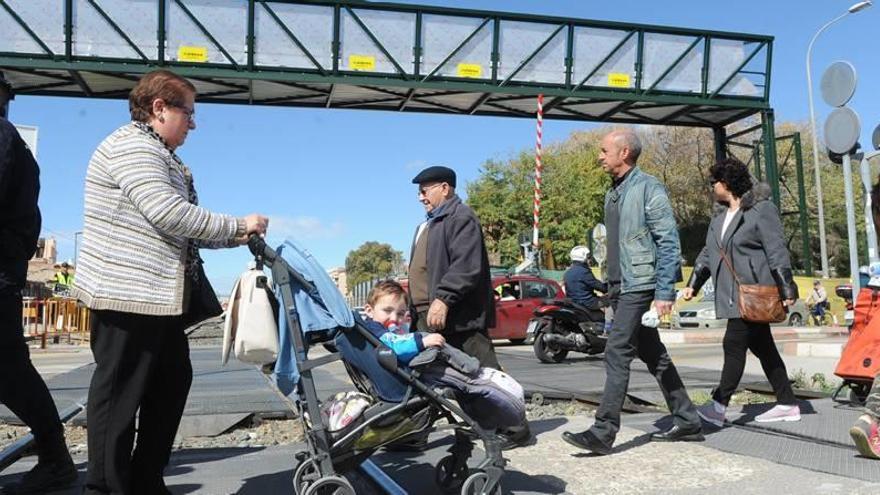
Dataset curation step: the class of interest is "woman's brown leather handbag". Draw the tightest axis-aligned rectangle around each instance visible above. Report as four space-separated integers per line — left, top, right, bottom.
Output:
720 249 786 324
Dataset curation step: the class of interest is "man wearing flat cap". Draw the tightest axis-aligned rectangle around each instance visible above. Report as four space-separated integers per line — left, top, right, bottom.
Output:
407 166 532 449
408 166 497 365
0 72 77 493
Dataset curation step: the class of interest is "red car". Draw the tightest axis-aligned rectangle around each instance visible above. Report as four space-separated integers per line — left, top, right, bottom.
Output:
396 274 565 344
490 275 565 344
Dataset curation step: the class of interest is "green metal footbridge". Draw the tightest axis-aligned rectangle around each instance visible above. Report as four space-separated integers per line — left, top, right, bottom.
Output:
0 0 810 270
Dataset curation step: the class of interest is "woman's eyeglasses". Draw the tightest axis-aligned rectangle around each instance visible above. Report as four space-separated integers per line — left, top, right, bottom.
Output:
172 105 195 123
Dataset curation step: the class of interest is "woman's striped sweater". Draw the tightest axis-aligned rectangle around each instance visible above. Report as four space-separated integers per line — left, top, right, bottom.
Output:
72 123 245 316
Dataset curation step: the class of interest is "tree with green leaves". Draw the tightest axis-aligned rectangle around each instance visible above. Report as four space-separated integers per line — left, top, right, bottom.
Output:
467 129 608 267
345 241 404 286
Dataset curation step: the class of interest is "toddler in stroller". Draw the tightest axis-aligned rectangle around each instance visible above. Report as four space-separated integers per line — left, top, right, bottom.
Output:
345 280 526 434
250 237 520 495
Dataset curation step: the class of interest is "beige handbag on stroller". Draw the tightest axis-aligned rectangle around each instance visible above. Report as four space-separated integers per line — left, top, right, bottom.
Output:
222 265 279 365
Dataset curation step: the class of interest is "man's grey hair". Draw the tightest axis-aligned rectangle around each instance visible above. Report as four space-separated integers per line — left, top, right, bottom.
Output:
612 129 642 163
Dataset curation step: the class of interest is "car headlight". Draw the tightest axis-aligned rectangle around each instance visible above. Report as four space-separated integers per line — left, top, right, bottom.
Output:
697 308 716 319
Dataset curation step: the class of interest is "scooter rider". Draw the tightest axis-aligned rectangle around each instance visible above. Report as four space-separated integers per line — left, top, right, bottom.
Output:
564 246 607 311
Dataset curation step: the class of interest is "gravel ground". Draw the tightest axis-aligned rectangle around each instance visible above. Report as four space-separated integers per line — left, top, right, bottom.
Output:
0 419 304 456
526 397 597 420
186 316 225 346
0 425 30 449
174 418 304 450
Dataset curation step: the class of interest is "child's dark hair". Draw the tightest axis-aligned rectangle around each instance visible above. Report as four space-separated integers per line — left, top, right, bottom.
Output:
366 280 408 307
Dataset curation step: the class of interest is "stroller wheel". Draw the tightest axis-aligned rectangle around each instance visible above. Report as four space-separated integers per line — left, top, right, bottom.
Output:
460 471 501 495
303 475 355 495
293 457 319 495
435 455 469 491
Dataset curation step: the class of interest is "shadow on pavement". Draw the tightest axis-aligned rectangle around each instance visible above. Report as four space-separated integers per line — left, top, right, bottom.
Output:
167 483 201 494
237 469 293 495
529 417 568 436
168 446 266 471
608 432 653 454
499 470 567 494
0 461 87 495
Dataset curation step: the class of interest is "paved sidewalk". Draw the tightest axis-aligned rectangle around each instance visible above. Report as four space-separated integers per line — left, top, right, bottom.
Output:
658 325 846 345
2 415 877 494
27 344 93 379
503 416 880 495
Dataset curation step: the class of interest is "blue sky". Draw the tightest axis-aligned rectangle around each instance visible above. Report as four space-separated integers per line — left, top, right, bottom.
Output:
8 0 880 292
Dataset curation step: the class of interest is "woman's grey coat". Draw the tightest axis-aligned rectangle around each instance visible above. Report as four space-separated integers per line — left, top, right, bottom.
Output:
688 183 798 320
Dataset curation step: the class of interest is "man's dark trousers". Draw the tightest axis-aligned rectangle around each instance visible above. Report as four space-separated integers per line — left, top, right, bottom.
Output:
0 292 68 462
589 285 700 447
414 310 500 369
84 310 192 494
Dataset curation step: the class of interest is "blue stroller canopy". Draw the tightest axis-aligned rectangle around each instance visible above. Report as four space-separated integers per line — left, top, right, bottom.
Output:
274 238 354 395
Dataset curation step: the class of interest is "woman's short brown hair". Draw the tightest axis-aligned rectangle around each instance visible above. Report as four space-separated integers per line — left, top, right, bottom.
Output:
128 70 196 123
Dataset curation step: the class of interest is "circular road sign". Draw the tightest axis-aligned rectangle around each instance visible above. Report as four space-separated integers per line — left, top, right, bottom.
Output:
820 61 857 108
872 123 880 151
824 107 861 155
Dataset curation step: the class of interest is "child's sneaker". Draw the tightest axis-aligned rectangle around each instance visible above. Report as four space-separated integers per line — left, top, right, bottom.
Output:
754 404 801 423
696 399 727 427
849 414 880 459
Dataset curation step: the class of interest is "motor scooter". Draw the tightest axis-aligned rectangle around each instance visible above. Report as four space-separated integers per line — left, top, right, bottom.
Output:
528 298 607 363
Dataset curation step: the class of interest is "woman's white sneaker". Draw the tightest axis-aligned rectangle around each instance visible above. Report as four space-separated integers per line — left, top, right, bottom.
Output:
755 404 801 423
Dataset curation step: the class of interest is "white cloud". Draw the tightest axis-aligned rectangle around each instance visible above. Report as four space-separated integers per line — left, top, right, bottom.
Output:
268 215 345 241
404 159 428 171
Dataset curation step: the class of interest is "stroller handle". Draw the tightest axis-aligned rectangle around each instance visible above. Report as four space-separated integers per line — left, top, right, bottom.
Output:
247 234 274 262
246 234 317 293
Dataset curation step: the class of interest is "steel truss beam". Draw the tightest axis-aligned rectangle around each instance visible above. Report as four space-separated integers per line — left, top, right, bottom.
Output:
0 0 772 128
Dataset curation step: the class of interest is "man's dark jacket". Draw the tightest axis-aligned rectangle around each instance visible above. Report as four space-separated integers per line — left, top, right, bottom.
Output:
0 117 41 294
409 195 495 333
564 261 607 309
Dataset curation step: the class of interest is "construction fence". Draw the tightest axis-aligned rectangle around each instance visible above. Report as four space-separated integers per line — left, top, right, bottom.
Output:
21 296 90 348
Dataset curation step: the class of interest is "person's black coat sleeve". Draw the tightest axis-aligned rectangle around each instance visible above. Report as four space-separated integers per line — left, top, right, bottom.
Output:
584 271 607 293
434 215 483 307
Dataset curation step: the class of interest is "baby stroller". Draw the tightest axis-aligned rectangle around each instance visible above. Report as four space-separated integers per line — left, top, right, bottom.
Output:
246 236 506 495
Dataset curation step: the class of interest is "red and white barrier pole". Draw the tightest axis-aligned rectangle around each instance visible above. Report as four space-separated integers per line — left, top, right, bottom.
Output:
533 94 544 251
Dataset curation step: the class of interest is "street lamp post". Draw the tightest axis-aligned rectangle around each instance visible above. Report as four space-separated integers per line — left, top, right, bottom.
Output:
806 0 872 278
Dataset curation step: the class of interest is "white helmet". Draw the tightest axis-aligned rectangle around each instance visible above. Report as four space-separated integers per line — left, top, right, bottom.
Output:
570 245 590 263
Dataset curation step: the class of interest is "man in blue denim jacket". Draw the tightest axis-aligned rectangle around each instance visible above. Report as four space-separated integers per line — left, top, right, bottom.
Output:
563 129 703 455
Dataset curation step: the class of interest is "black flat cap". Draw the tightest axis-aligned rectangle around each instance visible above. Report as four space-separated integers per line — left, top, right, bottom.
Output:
412 165 456 188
